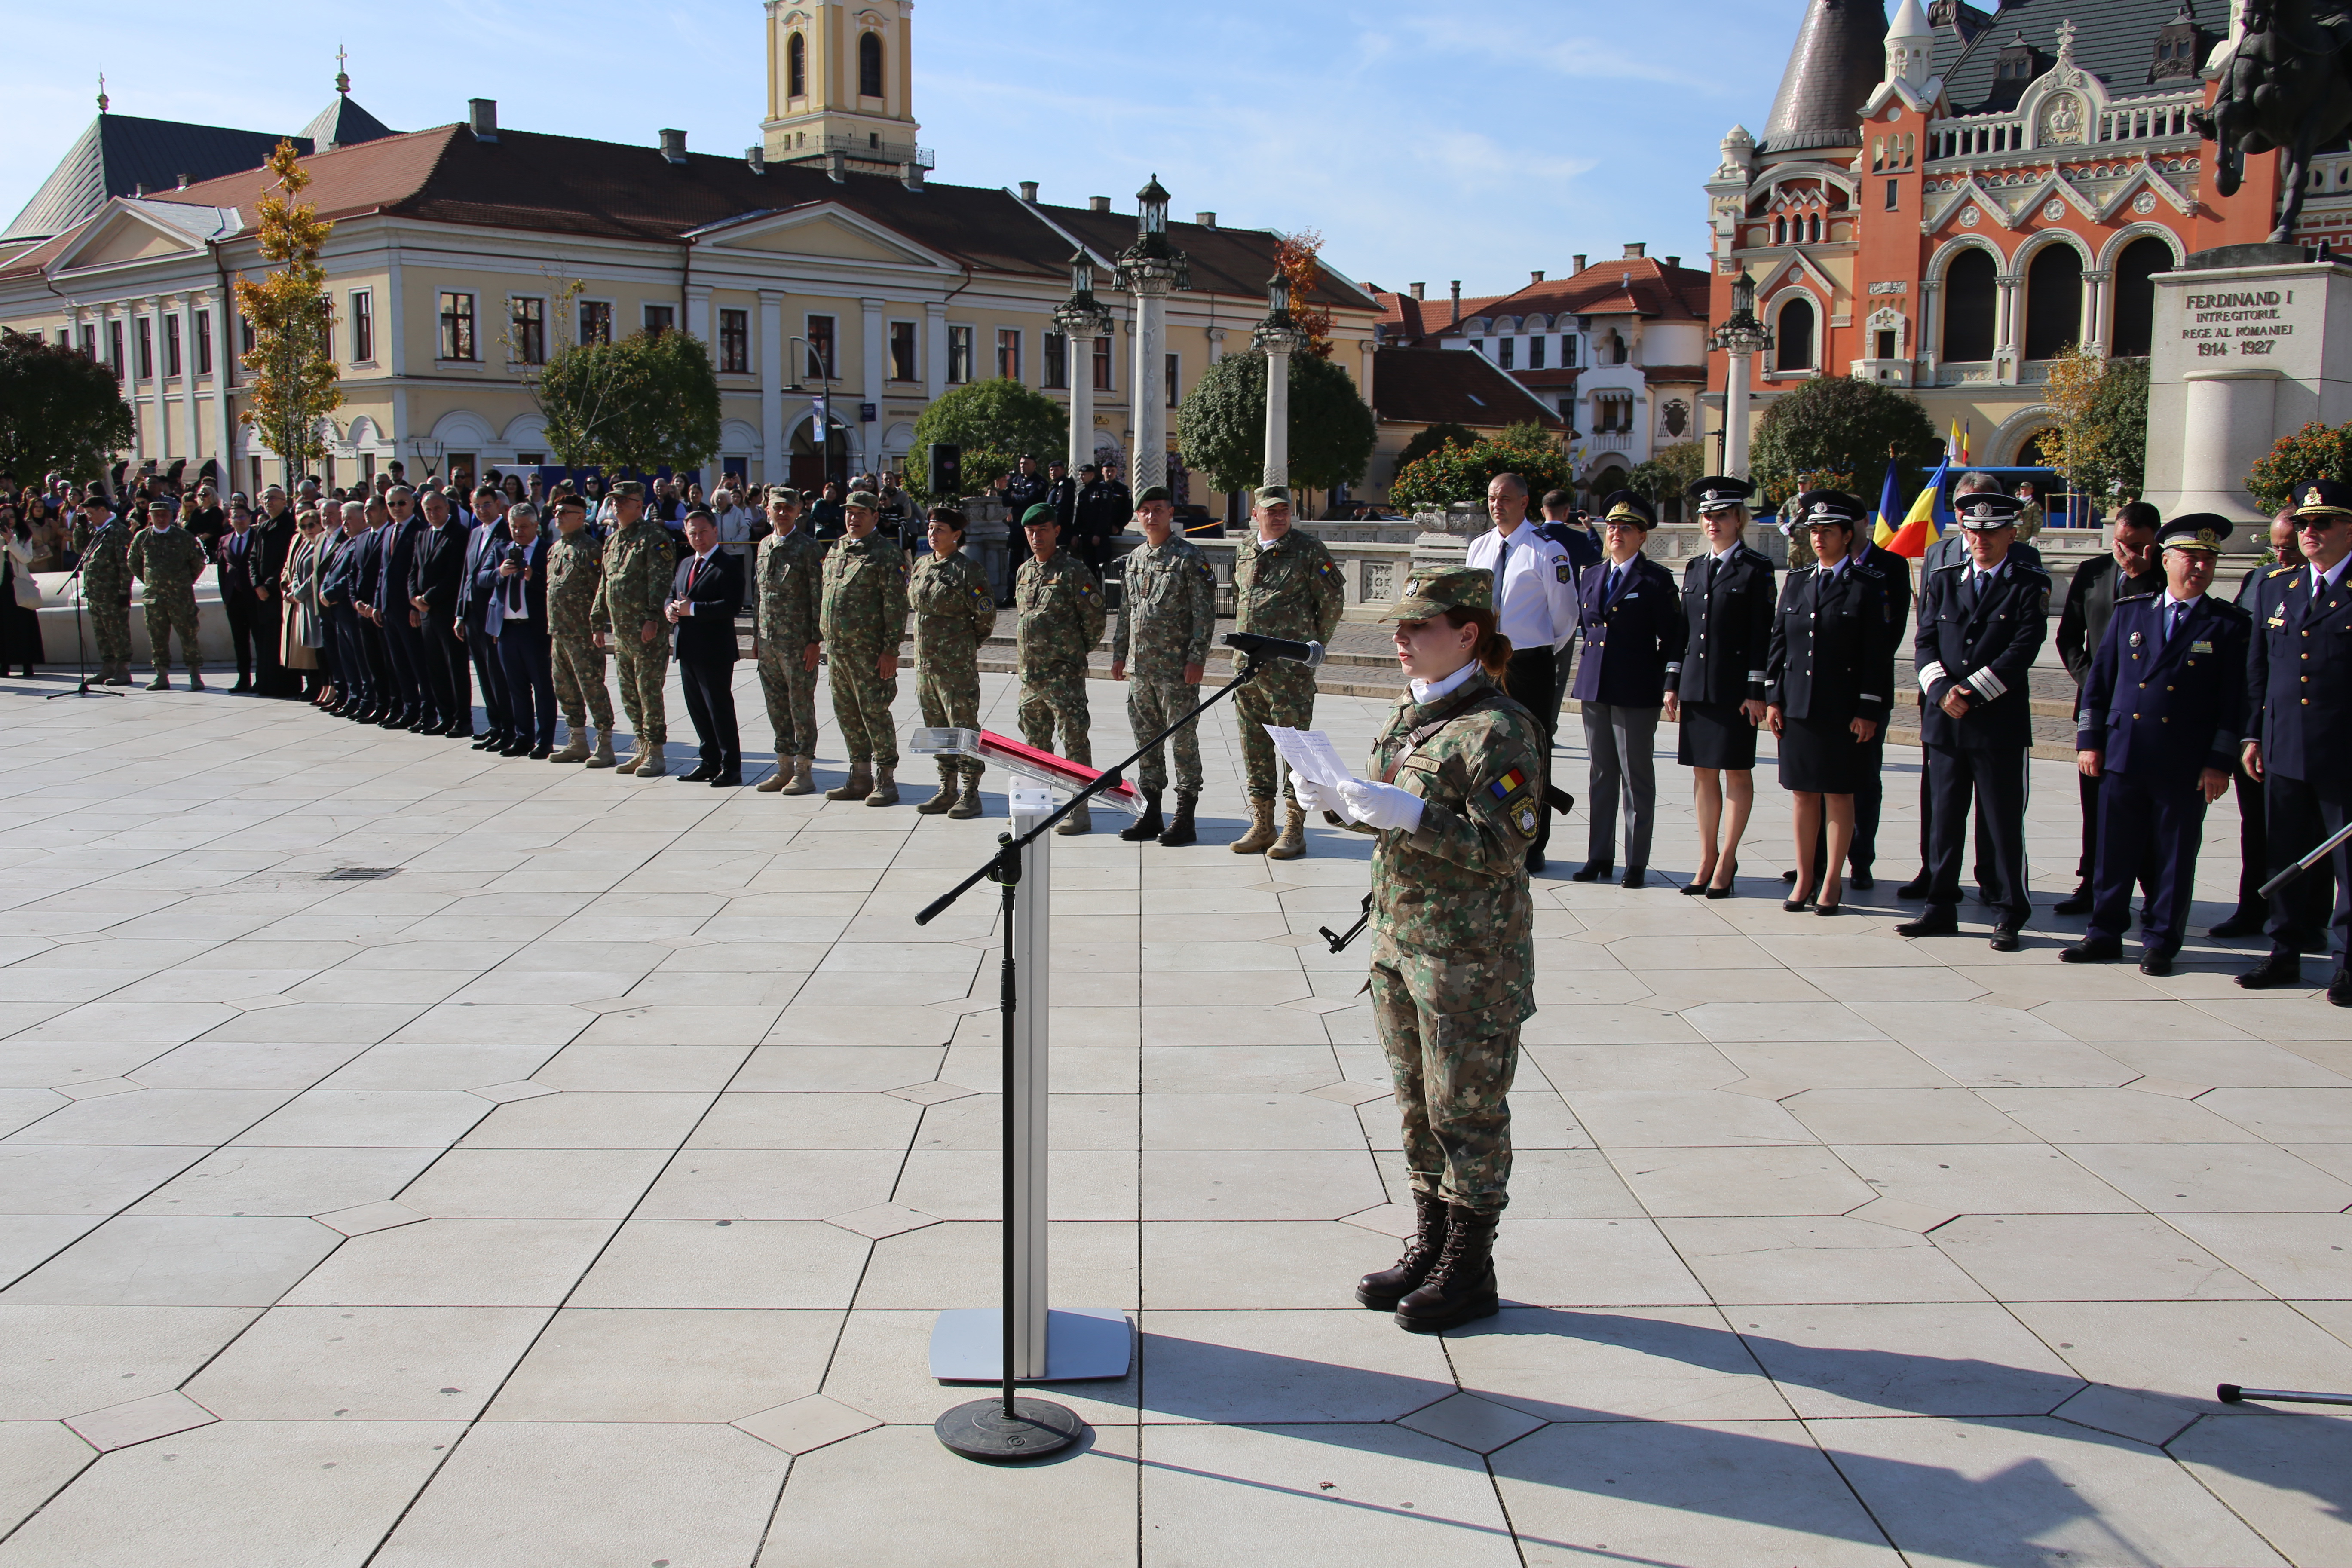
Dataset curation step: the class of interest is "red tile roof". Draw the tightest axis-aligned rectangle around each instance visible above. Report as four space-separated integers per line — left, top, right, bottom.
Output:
1371 288 1513 347
1438 255 1715 334
1372 348 1564 430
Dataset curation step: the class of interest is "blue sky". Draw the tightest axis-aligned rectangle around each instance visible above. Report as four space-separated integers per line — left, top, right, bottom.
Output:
10 0 1803 296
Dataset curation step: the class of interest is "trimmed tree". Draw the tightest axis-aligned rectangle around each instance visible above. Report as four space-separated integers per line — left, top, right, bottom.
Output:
232 141 340 486
1177 349 1376 493
534 328 721 478
907 378 1066 502
1389 425 1572 509
0 328 134 483
1622 438 1709 514
1749 374 1939 509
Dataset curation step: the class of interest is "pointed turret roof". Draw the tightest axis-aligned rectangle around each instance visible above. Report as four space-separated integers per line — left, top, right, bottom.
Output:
299 91 395 153
1888 0 1933 45
1758 0 1890 160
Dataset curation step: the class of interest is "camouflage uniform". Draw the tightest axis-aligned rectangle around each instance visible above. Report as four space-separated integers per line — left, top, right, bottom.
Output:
1357 668 1544 1216
754 526 825 758
819 531 910 768
1014 550 1106 765
79 516 133 675
909 548 998 780
127 522 207 673
1232 530 1346 799
1112 535 1218 793
546 529 613 733
589 520 674 749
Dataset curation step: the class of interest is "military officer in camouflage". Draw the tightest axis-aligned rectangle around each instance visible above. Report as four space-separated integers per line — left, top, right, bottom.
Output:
127 496 208 690
1231 484 1347 858
819 490 910 805
908 506 998 818
545 496 616 768
753 488 825 796
1295 566 1542 1332
590 481 674 777
1110 484 1218 846
76 492 133 684
1014 502 1108 835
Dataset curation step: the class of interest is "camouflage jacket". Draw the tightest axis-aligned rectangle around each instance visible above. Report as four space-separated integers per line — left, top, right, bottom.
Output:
1112 536 1218 673
546 530 603 640
589 521 673 638
1359 671 1544 1020
754 527 824 650
127 524 207 596
1014 551 1106 673
79 517 130 598
1234 528 1345 644
819 532 910 653
909 549 997 663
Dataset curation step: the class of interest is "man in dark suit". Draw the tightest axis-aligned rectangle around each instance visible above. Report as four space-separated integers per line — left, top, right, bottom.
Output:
1537 489 1604 728
667 508 747 785
2062 515 2251 976
2053 502 2164 916
1897 491 2051 951
455 483 514 751
1571 490 1685 887
2241 479 2352 1006
407 490 472 737
487 502 557 758
251 487 297 696
213 507 264 691
2213 512 2309 938
373 487 430 729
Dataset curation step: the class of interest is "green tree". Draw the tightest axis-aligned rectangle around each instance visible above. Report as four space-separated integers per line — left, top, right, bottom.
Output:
1622 439 1708 513
534 328 721 478
2078 355 2149 502
1389 425 1573 509
1394 421 1477 474
1177 349 1376 493
907 379 1066 501
0 329 134 483
2247 419 2352 513
1749 374 1939 509
232 141 340 485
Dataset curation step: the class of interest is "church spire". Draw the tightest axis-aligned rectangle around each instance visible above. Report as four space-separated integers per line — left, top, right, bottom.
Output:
1759 0 1889 162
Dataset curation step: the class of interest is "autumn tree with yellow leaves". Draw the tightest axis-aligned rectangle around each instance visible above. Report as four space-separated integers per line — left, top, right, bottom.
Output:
233 141 340 486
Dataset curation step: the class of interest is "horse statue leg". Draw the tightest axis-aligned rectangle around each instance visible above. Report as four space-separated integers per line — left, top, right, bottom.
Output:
2274 133 2315 243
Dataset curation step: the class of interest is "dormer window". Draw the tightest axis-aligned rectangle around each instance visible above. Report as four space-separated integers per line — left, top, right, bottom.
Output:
2150 4 2202 83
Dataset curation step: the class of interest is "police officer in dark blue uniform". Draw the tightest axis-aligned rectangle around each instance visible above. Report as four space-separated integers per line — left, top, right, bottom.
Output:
2060 515 2250 976
2240 479 2352 1007
1536 490 1602 727
1896 490 2050 951
1571 490 1684 887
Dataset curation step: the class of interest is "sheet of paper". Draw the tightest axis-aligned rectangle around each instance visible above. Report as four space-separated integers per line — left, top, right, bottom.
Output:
1262 725 1356 789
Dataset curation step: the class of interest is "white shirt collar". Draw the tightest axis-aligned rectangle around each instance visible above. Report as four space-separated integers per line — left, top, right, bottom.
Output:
1494 519 1532 545
1711 541 1740 564
1408 661 1479 705
2163 588 2202 611
694 548 716 565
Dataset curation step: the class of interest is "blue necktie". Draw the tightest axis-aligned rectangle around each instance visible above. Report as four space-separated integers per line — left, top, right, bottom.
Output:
2164 600 2186 646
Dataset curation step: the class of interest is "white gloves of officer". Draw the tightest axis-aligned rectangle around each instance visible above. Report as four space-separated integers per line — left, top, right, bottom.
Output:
1287 771 1342 817
1336 778 1424 834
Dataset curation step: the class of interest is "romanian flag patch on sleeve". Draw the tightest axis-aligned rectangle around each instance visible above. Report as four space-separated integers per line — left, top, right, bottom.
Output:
1488 767 1539 836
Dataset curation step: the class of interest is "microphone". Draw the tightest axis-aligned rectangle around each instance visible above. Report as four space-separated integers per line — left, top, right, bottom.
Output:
1224 632 1325 668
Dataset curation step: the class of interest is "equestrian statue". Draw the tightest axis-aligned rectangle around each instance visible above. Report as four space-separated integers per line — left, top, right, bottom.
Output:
2199 0 2352 242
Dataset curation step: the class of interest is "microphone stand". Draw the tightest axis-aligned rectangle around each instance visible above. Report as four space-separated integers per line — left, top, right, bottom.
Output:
43 543 119 701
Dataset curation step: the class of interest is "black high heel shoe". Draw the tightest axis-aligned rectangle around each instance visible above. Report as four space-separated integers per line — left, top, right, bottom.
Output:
1783 885 1814 913
1706 859 1739 900
1680 864 1717 897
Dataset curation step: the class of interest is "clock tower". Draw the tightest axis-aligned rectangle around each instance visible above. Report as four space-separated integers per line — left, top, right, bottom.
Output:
762 0 928 177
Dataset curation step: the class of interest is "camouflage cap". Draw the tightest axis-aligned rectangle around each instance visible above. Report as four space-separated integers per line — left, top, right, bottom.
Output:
765 486 802 507
1253 484 1293 508
1133 485 1173 506
1379 566 1495 622
1020 502 1060 528
844 490 880 510
609 480 645 499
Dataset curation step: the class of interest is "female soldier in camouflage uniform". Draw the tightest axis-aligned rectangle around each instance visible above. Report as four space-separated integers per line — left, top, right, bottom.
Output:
1296 566 1544 1332
907 506 997 818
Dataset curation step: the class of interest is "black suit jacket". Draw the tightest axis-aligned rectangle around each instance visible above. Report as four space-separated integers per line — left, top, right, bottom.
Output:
671 550 744 664
409 520 469 619
2057 553 2164 684
375 516 425 619
214 528 261 599
1915 556 2052 750
254 511 297 595
2247 561 2352 781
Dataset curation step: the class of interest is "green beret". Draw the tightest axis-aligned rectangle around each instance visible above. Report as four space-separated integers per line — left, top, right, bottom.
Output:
1021 503 1060 528
1134 485 1173 506
1380 566 1494 621
1253 484 1293 507
844 490 880 510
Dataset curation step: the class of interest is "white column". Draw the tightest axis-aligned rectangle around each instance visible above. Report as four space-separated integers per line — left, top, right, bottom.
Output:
686 285 713 350
759 291 784 486
860 297 884 471
1065 331 1092 478
1724 348 1755 478
925 301 947 403
1996 273 2021 381
2082 269 2110 355
147 297 168 463
1262 343 1292 489
198 292 229 489
1130 285 1167 490
175 293 198 467
1206 326 1226 365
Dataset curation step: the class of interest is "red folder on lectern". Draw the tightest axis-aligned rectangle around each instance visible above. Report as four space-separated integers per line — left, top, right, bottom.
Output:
907 727 1145 816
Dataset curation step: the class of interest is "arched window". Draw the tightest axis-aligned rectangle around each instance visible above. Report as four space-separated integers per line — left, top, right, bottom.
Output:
859 31 885 98
2109 236 2174 357
1807 213 1822 244
1943 247 1998 362
1777 296 1816 371
1774 216 1787 246
787 32 806 98
2024 243 2084 359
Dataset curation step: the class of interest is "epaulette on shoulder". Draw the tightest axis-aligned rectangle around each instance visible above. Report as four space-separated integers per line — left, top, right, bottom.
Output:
1851 559 1886 579
2270 564 2299 577
2114 588 2161 605
1930 558 1965 572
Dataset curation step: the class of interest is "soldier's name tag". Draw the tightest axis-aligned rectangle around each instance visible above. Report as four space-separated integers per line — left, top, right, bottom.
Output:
2191 640 2213 654
2269 613 2287 628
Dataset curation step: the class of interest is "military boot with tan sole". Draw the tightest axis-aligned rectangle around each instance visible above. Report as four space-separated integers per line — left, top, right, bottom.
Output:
865 766 899 806
782 755 817 795
824 761 872 801
915 762 959 814
634 743 667 779
1267 800 1309 860
948 773 983 818
1230 796 1277 854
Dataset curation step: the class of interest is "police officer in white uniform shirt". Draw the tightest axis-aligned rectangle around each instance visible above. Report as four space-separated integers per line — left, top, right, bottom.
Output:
1464 472 1581 873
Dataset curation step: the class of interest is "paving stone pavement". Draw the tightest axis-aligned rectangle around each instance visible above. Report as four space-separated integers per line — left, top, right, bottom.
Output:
0 662 2347 1568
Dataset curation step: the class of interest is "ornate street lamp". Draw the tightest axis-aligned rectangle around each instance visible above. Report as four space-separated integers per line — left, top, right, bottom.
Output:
1712 267 1774 480
1253 270 1308 490
1112 176 1189 490
1053 250 1114 488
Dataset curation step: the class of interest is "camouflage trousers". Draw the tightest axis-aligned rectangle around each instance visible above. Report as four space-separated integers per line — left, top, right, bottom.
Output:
90 598 131 667
1232 659 1317 800
611 635 668 747
829 647 899 768
758 640 822 759
1018 663 1091 767
1369 950 1526 1216
551 632 613 732
143 591 202 673
916 648 983 781
1126 669 1202 793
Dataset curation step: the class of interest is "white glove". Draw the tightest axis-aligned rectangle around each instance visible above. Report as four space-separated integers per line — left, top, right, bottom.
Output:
1338 778 1424 834
1288 770 1341 816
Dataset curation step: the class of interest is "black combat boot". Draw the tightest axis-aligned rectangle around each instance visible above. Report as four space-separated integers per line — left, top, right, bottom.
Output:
1120 790 1164 842
1394 1205 1500 1333
1356 1190 1449 1309
1159 791 1199 847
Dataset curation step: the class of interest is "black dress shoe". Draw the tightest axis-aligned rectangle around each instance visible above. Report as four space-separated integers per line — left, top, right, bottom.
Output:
2054 887 2095 917
2140 951 2177 977
710 771 743 788
529 744 553 760
1571 861 1613 883
1896 873 1932 900
2330 969 2352 1008
1896 907 1960 939
677 763 719 783
378 711 407 729
1620 868 1649 890
2061 937 2122 964
1989 924 2023 953
2208 910 2266 940
230 675 252 693
2238 951 2306 990
499 739 530 757
407 716 434 733
473 731 505 750
1850 872 1875 891
1781 869 1799 884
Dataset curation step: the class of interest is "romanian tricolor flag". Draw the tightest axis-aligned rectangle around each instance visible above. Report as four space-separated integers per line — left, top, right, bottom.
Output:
1948 417 1970 466
1877 456 1950 558
1869 459 1901 544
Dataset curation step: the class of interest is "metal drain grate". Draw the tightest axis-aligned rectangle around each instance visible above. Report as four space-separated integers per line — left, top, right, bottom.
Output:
320 867 401 881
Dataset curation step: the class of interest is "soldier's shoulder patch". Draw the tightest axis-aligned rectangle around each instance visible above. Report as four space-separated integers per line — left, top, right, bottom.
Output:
1316 559 1341 580
970 584 992 610
1486 766 1537 831
1197 560 1216 582
1555 560 1573 583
